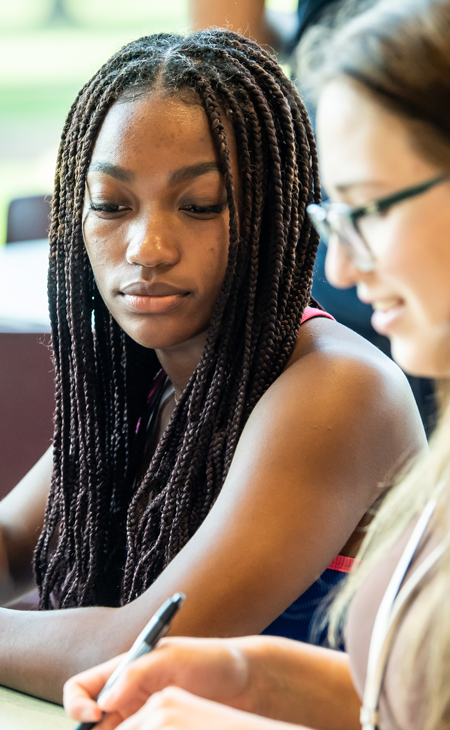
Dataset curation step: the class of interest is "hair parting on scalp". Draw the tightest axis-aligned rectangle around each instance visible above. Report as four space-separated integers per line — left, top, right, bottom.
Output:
34 29 320 610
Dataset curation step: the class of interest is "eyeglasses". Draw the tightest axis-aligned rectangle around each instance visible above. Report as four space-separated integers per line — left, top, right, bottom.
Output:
307 175 447 272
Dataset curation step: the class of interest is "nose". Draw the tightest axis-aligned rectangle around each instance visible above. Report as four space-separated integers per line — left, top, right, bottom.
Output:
324 234 363 289
126 213 179 269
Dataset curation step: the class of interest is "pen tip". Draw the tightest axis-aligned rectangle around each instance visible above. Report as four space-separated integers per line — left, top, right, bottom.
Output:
173 592 186 605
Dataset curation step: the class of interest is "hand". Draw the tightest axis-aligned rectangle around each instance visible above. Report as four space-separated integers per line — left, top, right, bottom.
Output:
110 686 295 730
64 636 254 727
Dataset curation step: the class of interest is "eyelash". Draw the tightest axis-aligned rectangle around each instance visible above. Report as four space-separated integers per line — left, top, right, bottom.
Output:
89 203 125 213
181 203 227 215
88 202 227 217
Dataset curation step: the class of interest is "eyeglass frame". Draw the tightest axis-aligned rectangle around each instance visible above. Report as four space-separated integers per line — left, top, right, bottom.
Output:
307 174 447 272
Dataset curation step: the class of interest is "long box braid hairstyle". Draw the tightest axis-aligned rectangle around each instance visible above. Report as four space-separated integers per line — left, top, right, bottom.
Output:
35 29 321 609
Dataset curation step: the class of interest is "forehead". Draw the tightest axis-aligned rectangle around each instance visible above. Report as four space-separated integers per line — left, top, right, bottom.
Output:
316 79 428 189
90 92 235 171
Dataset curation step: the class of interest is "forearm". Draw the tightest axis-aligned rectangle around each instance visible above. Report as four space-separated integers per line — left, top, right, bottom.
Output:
0 604 126 703
238 636 361 730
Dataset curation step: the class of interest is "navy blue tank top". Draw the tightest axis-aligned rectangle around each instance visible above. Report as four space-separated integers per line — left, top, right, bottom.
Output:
261 558 353 645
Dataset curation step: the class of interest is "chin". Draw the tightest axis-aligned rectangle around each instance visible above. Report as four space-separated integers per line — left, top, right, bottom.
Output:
127 331 182 350
390 337 449 380
122 321 207 352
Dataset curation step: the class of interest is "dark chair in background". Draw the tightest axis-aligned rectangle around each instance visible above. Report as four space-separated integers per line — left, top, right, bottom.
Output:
0 334 54 611
0 333 55 499
6 195 52 244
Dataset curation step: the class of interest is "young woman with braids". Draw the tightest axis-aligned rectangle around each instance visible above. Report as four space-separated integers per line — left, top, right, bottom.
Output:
65 2 450 730
0 29 423 702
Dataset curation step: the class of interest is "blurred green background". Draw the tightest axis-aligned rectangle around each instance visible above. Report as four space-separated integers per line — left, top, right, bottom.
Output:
0 0 295 243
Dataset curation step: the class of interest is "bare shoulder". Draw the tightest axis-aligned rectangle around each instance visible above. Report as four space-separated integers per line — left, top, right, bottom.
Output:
287 315 410 386
280 316 425 446
243 316 426 495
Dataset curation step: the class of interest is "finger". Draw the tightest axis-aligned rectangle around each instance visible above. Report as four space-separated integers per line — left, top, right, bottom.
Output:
64 654 125 721
89 709 126 730
97 656 160 715
115 686 194 730
99 637 211 712
96 641 185 712
115 700 166 730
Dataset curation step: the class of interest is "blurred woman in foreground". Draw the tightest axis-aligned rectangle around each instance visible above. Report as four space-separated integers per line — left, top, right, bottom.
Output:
64 1 450 728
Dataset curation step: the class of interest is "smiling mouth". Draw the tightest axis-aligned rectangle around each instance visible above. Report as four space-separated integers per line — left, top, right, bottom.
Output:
371 298 405 335
372 297 404 313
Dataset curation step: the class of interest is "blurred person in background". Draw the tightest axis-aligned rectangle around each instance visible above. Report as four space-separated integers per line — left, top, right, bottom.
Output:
65 1 450 729
0 27 423 702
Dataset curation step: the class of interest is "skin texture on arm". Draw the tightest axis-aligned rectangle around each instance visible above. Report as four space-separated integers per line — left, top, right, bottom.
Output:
0 318 425 703
65 635 360 730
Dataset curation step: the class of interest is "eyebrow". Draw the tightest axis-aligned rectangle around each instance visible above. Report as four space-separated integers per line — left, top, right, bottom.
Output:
87 160 223 187
168 161 223 187
88 162 135 184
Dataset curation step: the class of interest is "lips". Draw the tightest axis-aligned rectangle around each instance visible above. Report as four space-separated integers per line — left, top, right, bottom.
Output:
119 280 190 314
370 298 405 334
121 281 188 297
356 288 406 335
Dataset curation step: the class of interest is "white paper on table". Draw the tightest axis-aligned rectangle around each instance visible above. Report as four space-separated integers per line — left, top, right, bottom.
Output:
0 685 76 730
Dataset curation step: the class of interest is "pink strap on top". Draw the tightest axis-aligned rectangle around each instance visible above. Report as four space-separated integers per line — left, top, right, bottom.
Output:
146 369 166 404
328 554 355 573
135 369 167 435
301 306 335 324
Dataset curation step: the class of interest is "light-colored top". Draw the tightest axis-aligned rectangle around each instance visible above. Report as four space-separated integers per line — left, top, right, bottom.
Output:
346 519 442 730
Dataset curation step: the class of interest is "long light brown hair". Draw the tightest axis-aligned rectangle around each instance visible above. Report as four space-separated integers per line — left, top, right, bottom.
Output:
307 2 450 727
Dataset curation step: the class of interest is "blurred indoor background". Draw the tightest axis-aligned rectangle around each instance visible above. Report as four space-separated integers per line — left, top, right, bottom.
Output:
0 0 296 244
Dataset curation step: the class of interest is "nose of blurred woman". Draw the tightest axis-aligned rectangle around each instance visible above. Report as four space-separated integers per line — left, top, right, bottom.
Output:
325 234 363 289
126 211 180 270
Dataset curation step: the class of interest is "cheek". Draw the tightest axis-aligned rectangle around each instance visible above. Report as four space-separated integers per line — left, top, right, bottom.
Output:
207 241 229 285
376 214 450 376
193 219 230 296
374 211 431 293
383 211 450 318
83 219 124 278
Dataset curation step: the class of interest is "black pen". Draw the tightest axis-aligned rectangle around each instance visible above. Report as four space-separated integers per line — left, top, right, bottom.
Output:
74 592 186 730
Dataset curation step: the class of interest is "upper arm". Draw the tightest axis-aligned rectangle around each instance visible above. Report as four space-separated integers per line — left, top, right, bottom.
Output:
0 446 52 591
116 322 425 641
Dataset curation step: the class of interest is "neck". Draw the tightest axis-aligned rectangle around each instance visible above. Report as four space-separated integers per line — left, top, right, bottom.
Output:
155 330 208 400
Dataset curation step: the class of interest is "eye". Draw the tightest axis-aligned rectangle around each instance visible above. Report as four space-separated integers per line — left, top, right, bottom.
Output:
180 203 228 218
89 202 128 217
